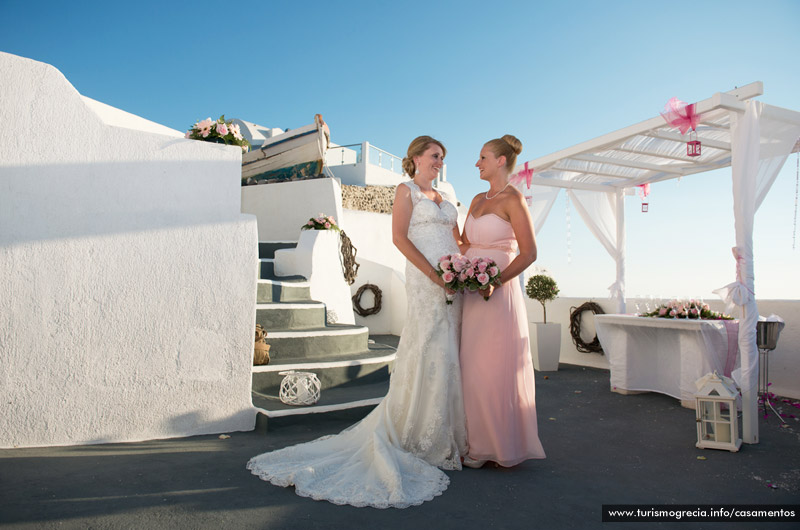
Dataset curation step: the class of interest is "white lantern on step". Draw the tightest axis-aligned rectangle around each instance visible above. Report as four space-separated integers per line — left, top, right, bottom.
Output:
279 370 322 406
695 372 741 452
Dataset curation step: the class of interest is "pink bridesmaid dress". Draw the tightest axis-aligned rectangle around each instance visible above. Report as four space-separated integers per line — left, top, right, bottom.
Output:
460 213 546 466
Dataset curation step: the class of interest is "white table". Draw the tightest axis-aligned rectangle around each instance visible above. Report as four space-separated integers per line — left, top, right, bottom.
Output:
595 315 740 408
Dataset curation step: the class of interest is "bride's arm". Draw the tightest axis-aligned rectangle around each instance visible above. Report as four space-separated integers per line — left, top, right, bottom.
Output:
392 184 448 289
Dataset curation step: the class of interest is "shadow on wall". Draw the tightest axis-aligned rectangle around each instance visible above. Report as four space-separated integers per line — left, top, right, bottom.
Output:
0 159 244 247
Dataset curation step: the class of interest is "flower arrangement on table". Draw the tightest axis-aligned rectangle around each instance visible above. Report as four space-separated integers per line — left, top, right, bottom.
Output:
185 115 250 152
436 254 501 304
640 299 733 320
301 213 341 231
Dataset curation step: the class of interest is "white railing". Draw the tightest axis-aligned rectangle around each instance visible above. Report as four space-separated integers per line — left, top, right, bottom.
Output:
327 142 404 175
327 143 362 167
367 143 404 175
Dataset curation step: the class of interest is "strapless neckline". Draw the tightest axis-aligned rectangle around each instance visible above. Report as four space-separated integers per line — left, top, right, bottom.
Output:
468 212 510 224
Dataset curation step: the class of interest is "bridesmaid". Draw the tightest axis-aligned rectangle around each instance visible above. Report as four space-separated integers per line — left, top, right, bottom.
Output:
459 134 546 468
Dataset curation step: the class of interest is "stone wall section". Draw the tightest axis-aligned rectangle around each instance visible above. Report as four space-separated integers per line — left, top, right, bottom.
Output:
342 184 398 214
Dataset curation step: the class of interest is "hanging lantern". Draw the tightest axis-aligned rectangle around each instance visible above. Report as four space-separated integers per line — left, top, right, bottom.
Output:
638 184 650 213
687 130 701 157
694 372 741 452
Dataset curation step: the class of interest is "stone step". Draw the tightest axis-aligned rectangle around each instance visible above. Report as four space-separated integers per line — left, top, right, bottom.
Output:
257 278 311 303
259 241 297 260
263 324 370 360
252 345 396 395
259 259 275 280
255 301 327 331
252 380 389 432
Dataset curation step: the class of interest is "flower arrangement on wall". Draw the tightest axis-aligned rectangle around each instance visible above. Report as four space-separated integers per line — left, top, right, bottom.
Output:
185 115 250 152
302 214 340 231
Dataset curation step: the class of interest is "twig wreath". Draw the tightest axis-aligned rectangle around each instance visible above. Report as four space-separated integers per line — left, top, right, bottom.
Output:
352 283 382 317
569 301 605 354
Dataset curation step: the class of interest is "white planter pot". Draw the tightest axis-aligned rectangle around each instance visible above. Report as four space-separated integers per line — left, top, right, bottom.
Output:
531 322 561 372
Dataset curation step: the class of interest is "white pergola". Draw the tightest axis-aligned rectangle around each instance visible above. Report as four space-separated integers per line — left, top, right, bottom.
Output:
511 81 800 444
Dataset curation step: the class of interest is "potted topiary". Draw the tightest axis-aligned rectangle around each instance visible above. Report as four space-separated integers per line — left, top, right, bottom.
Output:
526 273 561 371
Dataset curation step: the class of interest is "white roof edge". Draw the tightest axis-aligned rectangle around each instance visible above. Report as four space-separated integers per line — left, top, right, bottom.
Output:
516 82 765 174
81 96 184 138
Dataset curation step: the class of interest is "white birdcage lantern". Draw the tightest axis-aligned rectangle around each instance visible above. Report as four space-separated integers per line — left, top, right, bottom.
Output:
279 371 321 406
694 372 741 452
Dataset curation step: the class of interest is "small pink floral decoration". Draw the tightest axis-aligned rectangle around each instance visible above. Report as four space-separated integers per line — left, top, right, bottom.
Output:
301 213 340 232
186 115 250 153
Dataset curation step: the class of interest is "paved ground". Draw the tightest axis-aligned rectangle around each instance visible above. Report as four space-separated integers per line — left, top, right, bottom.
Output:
2 364 798 530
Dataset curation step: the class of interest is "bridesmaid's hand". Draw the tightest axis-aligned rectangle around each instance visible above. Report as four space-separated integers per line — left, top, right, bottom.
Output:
478 284 495 300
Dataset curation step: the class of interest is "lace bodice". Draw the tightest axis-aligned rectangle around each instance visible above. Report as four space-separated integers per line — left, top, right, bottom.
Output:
404 180 459 263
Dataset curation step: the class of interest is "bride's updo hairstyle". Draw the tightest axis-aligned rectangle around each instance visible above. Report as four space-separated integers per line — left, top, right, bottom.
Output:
402 135 447 177
485 134 523 173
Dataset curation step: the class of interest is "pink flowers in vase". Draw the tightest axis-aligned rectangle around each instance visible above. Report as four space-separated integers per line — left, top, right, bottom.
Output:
436 254 501 304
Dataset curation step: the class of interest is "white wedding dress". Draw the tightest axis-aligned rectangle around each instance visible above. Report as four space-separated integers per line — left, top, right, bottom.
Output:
247 181 467 509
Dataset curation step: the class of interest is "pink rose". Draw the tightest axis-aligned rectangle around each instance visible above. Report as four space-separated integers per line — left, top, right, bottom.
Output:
452 260 464 272
185 130 192 138
216 123 228 136
690 308 699 316
324 222 331 228
669 309 678 317
306 220 314 226
439 258 451 271
327 216 335 224
488 266 499 277
442 271 455 283
459 272 468 282
477 261 488 273
658 307 667 316
477 272 490 285
465 267 475 277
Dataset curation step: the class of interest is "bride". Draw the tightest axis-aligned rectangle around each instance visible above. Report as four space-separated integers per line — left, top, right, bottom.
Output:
247 136 467 509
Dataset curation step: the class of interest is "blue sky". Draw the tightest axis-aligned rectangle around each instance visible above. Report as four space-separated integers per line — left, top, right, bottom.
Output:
2 0 799 299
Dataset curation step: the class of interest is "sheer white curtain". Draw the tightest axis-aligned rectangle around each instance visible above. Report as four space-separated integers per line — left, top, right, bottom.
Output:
526 184 560 234
567 188 626 312
714 101 800 394
713 100 800 443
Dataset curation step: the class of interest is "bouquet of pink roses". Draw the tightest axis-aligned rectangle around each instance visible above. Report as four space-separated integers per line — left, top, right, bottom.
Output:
436 253 469 304
462 256 501 301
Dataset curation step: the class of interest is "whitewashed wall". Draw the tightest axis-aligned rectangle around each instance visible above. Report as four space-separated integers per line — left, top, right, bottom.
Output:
341 210 407 335
241 178 343 242
525 296 800 399
275 229 356 325
0 52 258 448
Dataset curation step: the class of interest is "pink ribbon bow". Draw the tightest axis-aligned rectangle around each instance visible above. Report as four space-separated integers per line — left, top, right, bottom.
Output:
660 97 700 135
637 183 650 200
510 162 534 189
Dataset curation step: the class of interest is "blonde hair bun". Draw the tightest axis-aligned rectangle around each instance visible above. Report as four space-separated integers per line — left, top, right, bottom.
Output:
501 134 522 155
485 134 523 172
